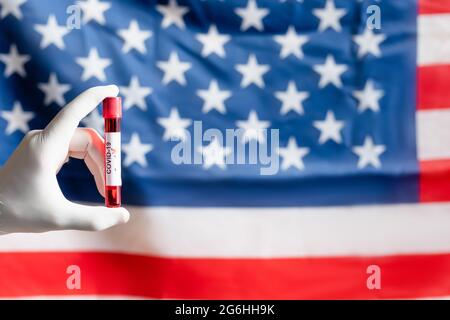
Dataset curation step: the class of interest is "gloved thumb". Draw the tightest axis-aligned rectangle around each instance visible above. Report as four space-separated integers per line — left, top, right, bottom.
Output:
42 85 119 168
58 202 130 231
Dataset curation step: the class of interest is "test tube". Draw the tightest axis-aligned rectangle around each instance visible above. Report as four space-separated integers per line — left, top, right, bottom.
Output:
103 97 122 208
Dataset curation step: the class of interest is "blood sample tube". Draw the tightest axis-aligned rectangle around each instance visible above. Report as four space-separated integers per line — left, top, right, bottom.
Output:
103 97 122 208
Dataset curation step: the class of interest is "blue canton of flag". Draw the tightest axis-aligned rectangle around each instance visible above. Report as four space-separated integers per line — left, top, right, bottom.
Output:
0 0 417 207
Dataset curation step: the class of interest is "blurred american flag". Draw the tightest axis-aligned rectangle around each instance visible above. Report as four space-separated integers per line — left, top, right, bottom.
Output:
0 0 449 299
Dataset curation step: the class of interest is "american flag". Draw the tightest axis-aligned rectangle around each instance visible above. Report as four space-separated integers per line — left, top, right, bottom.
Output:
0 0 449 299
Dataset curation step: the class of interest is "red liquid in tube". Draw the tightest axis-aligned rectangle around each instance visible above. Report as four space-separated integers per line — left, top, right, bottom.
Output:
103 97 122 208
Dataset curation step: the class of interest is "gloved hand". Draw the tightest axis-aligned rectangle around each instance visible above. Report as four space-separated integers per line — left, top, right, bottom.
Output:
0 85 130 234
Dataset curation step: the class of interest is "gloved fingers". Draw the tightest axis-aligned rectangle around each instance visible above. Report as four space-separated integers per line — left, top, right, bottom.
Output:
68 128 105 197
55 155 69 174
59 202 130 231
43 85 118 150
85 154 105 197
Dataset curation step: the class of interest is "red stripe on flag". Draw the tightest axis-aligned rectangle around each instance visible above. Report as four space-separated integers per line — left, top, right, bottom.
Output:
420 159 450 202
0 252 449 299
418 65 450 110
419 0 450 14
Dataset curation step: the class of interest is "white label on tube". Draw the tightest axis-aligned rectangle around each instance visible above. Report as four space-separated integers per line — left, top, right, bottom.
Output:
105 132 121 186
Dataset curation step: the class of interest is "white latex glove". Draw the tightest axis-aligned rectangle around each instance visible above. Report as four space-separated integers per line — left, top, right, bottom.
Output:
0 85 130 234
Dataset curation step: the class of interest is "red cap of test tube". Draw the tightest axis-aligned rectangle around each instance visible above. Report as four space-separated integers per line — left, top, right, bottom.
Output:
103 97 122 118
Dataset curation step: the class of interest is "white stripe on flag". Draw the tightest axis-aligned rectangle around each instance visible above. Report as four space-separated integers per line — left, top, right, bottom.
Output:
418 14 450 66
417 108 450 160
1 203 450 257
